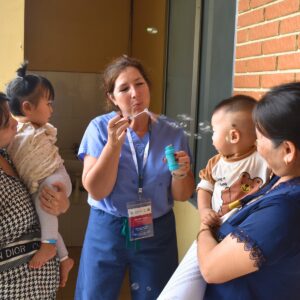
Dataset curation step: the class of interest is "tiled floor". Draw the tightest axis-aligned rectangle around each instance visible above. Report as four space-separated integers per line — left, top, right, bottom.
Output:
56 247 131 300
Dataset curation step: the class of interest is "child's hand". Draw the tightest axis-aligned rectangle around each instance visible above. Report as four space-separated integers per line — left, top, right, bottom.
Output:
200 208 221 228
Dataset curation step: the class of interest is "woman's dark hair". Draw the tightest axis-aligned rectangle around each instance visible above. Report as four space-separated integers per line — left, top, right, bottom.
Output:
253 82 300 149
6 61 55 116
102 55 151 111
0 92 10 129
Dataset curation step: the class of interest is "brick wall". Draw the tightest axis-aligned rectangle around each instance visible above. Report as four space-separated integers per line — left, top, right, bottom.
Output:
234 0 300 99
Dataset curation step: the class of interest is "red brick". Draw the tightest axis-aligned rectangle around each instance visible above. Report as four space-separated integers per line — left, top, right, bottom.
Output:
265 0 300 20
236 42 262 58
246 56 277 72
278 53 300 70
235 60 248 73
235 75 260 88
237 29 248 43
250 0 275 8
280 15 300 34
239 0 250 12
261 73 295 88
238 8 264 28
249 21 279 40
296 73 300 81
262 35 296 54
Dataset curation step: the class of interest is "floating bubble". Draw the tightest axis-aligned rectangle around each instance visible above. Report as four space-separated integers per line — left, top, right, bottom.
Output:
194 133 203 140
146 286 152 292
159 114 168 120
183 130 192 137
179 121 188 128
177 114 193 121
167 121 181 129
131 282 140 291
158 113 212 140
198 121 212 133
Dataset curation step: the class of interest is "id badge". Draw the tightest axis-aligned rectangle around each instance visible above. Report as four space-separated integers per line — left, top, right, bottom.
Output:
127 200 154 241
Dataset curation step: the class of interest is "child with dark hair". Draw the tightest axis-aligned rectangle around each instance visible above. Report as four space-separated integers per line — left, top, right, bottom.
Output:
197 94 271 224
6 62 74 287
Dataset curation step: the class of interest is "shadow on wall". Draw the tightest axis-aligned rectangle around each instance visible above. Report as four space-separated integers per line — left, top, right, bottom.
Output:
33 70 106 152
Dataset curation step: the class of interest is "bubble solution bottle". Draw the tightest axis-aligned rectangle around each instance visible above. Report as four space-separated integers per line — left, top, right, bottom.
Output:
165 144 179 171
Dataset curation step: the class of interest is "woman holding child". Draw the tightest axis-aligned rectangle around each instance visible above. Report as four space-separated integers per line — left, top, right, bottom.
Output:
0 92 69 299
198 82 300 299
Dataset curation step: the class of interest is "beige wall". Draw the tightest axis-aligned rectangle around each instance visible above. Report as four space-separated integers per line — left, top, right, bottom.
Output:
25 0 131 72
132 0 167 114
174 201 200 260
0 0 24 90
24 0 166 114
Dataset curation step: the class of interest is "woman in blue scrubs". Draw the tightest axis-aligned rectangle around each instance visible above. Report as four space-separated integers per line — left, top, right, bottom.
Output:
198 82 300 300
75 55 195 300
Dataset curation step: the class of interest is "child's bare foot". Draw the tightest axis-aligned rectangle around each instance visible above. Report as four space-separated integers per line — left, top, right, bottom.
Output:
29 243 56 269
60 257 74 287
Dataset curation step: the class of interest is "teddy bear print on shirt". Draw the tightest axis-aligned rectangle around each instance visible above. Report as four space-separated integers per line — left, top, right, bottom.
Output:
219 172 263 215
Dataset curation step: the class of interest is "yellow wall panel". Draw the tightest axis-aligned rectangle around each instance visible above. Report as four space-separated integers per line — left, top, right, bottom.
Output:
0 0 24 90
174 201 200 261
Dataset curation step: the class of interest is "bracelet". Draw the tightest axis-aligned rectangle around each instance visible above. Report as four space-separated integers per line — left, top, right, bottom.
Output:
171 171 187 179
196 228 211 241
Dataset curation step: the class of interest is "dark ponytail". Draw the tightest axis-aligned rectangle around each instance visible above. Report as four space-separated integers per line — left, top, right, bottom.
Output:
6 61 54 116
16 61 28 78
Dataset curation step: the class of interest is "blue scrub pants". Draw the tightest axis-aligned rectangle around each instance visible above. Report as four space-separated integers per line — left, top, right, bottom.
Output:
75 208 178 300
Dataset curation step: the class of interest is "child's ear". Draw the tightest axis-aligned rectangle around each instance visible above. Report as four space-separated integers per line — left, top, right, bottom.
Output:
228 129 240 144
21 101 33 115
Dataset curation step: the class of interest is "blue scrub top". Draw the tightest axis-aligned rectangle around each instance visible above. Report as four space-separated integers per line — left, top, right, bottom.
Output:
205 176 300 300
78 111 192 218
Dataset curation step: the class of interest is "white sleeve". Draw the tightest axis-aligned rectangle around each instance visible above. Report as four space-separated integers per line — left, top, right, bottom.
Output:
197 179 214 193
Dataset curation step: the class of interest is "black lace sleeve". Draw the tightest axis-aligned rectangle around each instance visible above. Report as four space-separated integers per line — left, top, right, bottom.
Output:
230 227 266 268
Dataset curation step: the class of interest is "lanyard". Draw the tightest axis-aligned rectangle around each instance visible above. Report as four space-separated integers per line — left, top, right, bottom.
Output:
126 130 150 198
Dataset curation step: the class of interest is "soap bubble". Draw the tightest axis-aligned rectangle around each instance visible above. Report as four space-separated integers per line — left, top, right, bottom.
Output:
179 121 188 128
155 112 212 140
198 121 212 133
167 121 181 129
175 114 212 140
194 133 203 140
146 286 152 292
131 282 140 290
177 113 193 121
159 114 168 120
